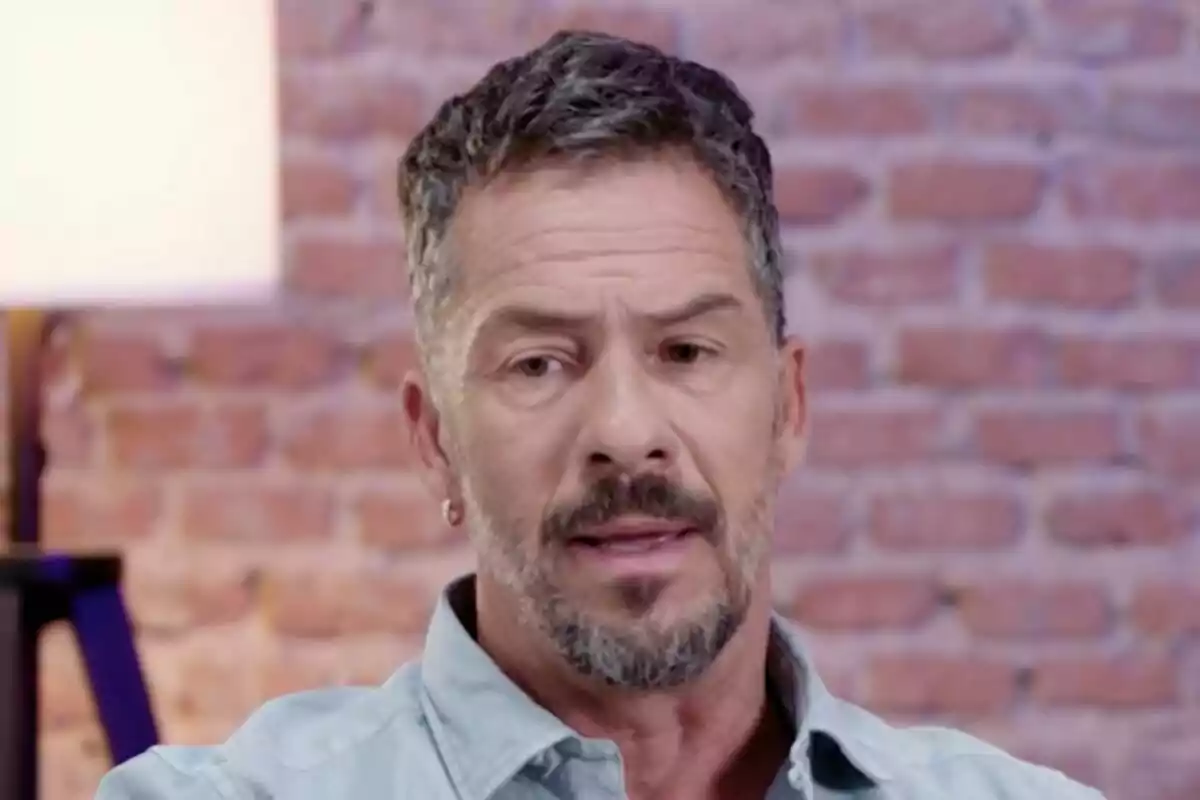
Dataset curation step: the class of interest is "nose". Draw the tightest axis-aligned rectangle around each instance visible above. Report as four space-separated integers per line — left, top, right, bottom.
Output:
579 349 677 478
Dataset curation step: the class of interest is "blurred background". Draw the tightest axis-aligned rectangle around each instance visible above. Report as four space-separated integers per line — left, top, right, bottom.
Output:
2 0 1198 798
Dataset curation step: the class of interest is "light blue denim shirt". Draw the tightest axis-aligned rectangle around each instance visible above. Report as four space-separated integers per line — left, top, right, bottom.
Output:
97 575 1105 799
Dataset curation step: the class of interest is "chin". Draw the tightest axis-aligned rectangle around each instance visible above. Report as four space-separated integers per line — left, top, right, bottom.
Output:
600 575 728 626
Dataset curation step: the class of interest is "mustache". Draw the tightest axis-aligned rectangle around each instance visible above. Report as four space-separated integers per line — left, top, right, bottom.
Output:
542 473 722 544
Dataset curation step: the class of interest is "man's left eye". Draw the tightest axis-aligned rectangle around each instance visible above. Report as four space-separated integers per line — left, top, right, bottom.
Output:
663 342 711 364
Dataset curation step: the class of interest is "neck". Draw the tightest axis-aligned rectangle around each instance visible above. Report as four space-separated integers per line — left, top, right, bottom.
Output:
476 579 791 800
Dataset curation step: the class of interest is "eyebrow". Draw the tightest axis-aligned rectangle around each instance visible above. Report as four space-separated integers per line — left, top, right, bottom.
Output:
483 292 746 335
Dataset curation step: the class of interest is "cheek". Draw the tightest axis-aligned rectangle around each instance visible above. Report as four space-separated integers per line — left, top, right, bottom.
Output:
457 400 568 523
689 375 779 456
685 390 780 510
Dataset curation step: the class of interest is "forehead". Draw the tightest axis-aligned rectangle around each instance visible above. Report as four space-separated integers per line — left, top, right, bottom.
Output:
443 154 755 321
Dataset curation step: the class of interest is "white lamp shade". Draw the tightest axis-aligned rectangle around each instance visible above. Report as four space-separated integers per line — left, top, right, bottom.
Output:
0 1 280 307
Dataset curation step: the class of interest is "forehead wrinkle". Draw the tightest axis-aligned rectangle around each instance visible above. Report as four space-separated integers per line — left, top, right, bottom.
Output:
458 217 746 287
450 161 746 271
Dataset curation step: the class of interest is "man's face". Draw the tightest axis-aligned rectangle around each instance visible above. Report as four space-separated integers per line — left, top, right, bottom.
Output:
422 155 804 689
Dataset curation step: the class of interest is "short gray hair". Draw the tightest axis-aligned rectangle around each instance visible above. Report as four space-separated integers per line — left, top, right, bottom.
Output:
397 30 784 367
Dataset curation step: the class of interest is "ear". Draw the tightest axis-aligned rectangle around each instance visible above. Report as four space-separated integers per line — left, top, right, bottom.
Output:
776 337 808 475
402 370 459 504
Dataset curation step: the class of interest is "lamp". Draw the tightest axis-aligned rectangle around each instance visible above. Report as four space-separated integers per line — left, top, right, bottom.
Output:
0 3 280 798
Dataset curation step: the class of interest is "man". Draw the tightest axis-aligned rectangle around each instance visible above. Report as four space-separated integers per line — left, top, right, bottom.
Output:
98 30 1104 800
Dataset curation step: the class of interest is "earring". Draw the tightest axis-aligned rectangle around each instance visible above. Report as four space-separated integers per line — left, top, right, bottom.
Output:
441 498 463 527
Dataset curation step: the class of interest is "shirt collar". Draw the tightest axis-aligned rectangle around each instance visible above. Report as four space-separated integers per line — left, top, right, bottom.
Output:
418 576 579 800
417 575 895 799
768 615 898 792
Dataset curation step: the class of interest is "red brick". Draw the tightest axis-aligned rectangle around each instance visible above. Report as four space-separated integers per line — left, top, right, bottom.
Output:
896 325 1048 388
1066 160 1200 221
859 0 1020 60
42 404 97 468
258 643 343 698
889 160 1046 222
367 2 535 58
1177 655 1200 713
950 84 1094 139
276 0 367 59
1140 409 1200 477
808 405 943 467
865 654 1019 714
280 70 426 142
259 639 419 700
973 407 1122 466
105 402 269 469
1108 89 1200 146
1058 335 1200 389
363 331 420 389
179 480 336 542
39 625 94 730
781 85 933 137
353 483 463 551
1131 582 1200 637
1154 252 1200 308
772 481 852 554
1031 656 1177 708
42 476 163 546
158 718 246 749
1004 744 1103 789
1046 488 1185 547
868 490 1022 551
1118 749 1200 800
288 235 408 300
983 242 1141 309
789 575 940 631
124 553 258 634
280 402 416 470
39 730 109 800
1038 0 1185 62
518 7 681 53
809 245 959 306
39 325 74 388
340 639 424 686
954 580 1112 639
281 152 358 221
804 340 871 390
262 565 435 637
690 3 842 65
76 329 176 394
773 166 869 225
190 324 342 389
382 4 684 56
367 149 402 221
170 638 260 720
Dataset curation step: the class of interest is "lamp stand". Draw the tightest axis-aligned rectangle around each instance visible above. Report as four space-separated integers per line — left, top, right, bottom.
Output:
1 308 48 800
6 309 45 548
0 310 160 800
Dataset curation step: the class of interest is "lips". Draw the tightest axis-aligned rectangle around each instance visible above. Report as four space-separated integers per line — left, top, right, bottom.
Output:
568 519 695 553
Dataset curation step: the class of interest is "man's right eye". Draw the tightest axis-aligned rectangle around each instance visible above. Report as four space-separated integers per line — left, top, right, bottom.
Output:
512 355 564 378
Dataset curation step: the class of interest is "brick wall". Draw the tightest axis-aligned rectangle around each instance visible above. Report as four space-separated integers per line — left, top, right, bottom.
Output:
6 1 1199 798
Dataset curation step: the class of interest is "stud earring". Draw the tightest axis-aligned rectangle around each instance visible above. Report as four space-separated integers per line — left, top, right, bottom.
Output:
441 498 463 527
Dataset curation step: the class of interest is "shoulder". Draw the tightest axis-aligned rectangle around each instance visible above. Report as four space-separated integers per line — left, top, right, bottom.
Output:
95 663 445 799
770 616 1105 799
826 698 1106 799
892 724 1105 798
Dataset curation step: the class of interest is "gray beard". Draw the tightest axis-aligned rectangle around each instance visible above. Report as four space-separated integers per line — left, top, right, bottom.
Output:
537 587 744 689
471 494 770 691
463 404 782 691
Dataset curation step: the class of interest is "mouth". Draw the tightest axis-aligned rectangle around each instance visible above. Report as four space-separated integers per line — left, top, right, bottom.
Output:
567 519 697 554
